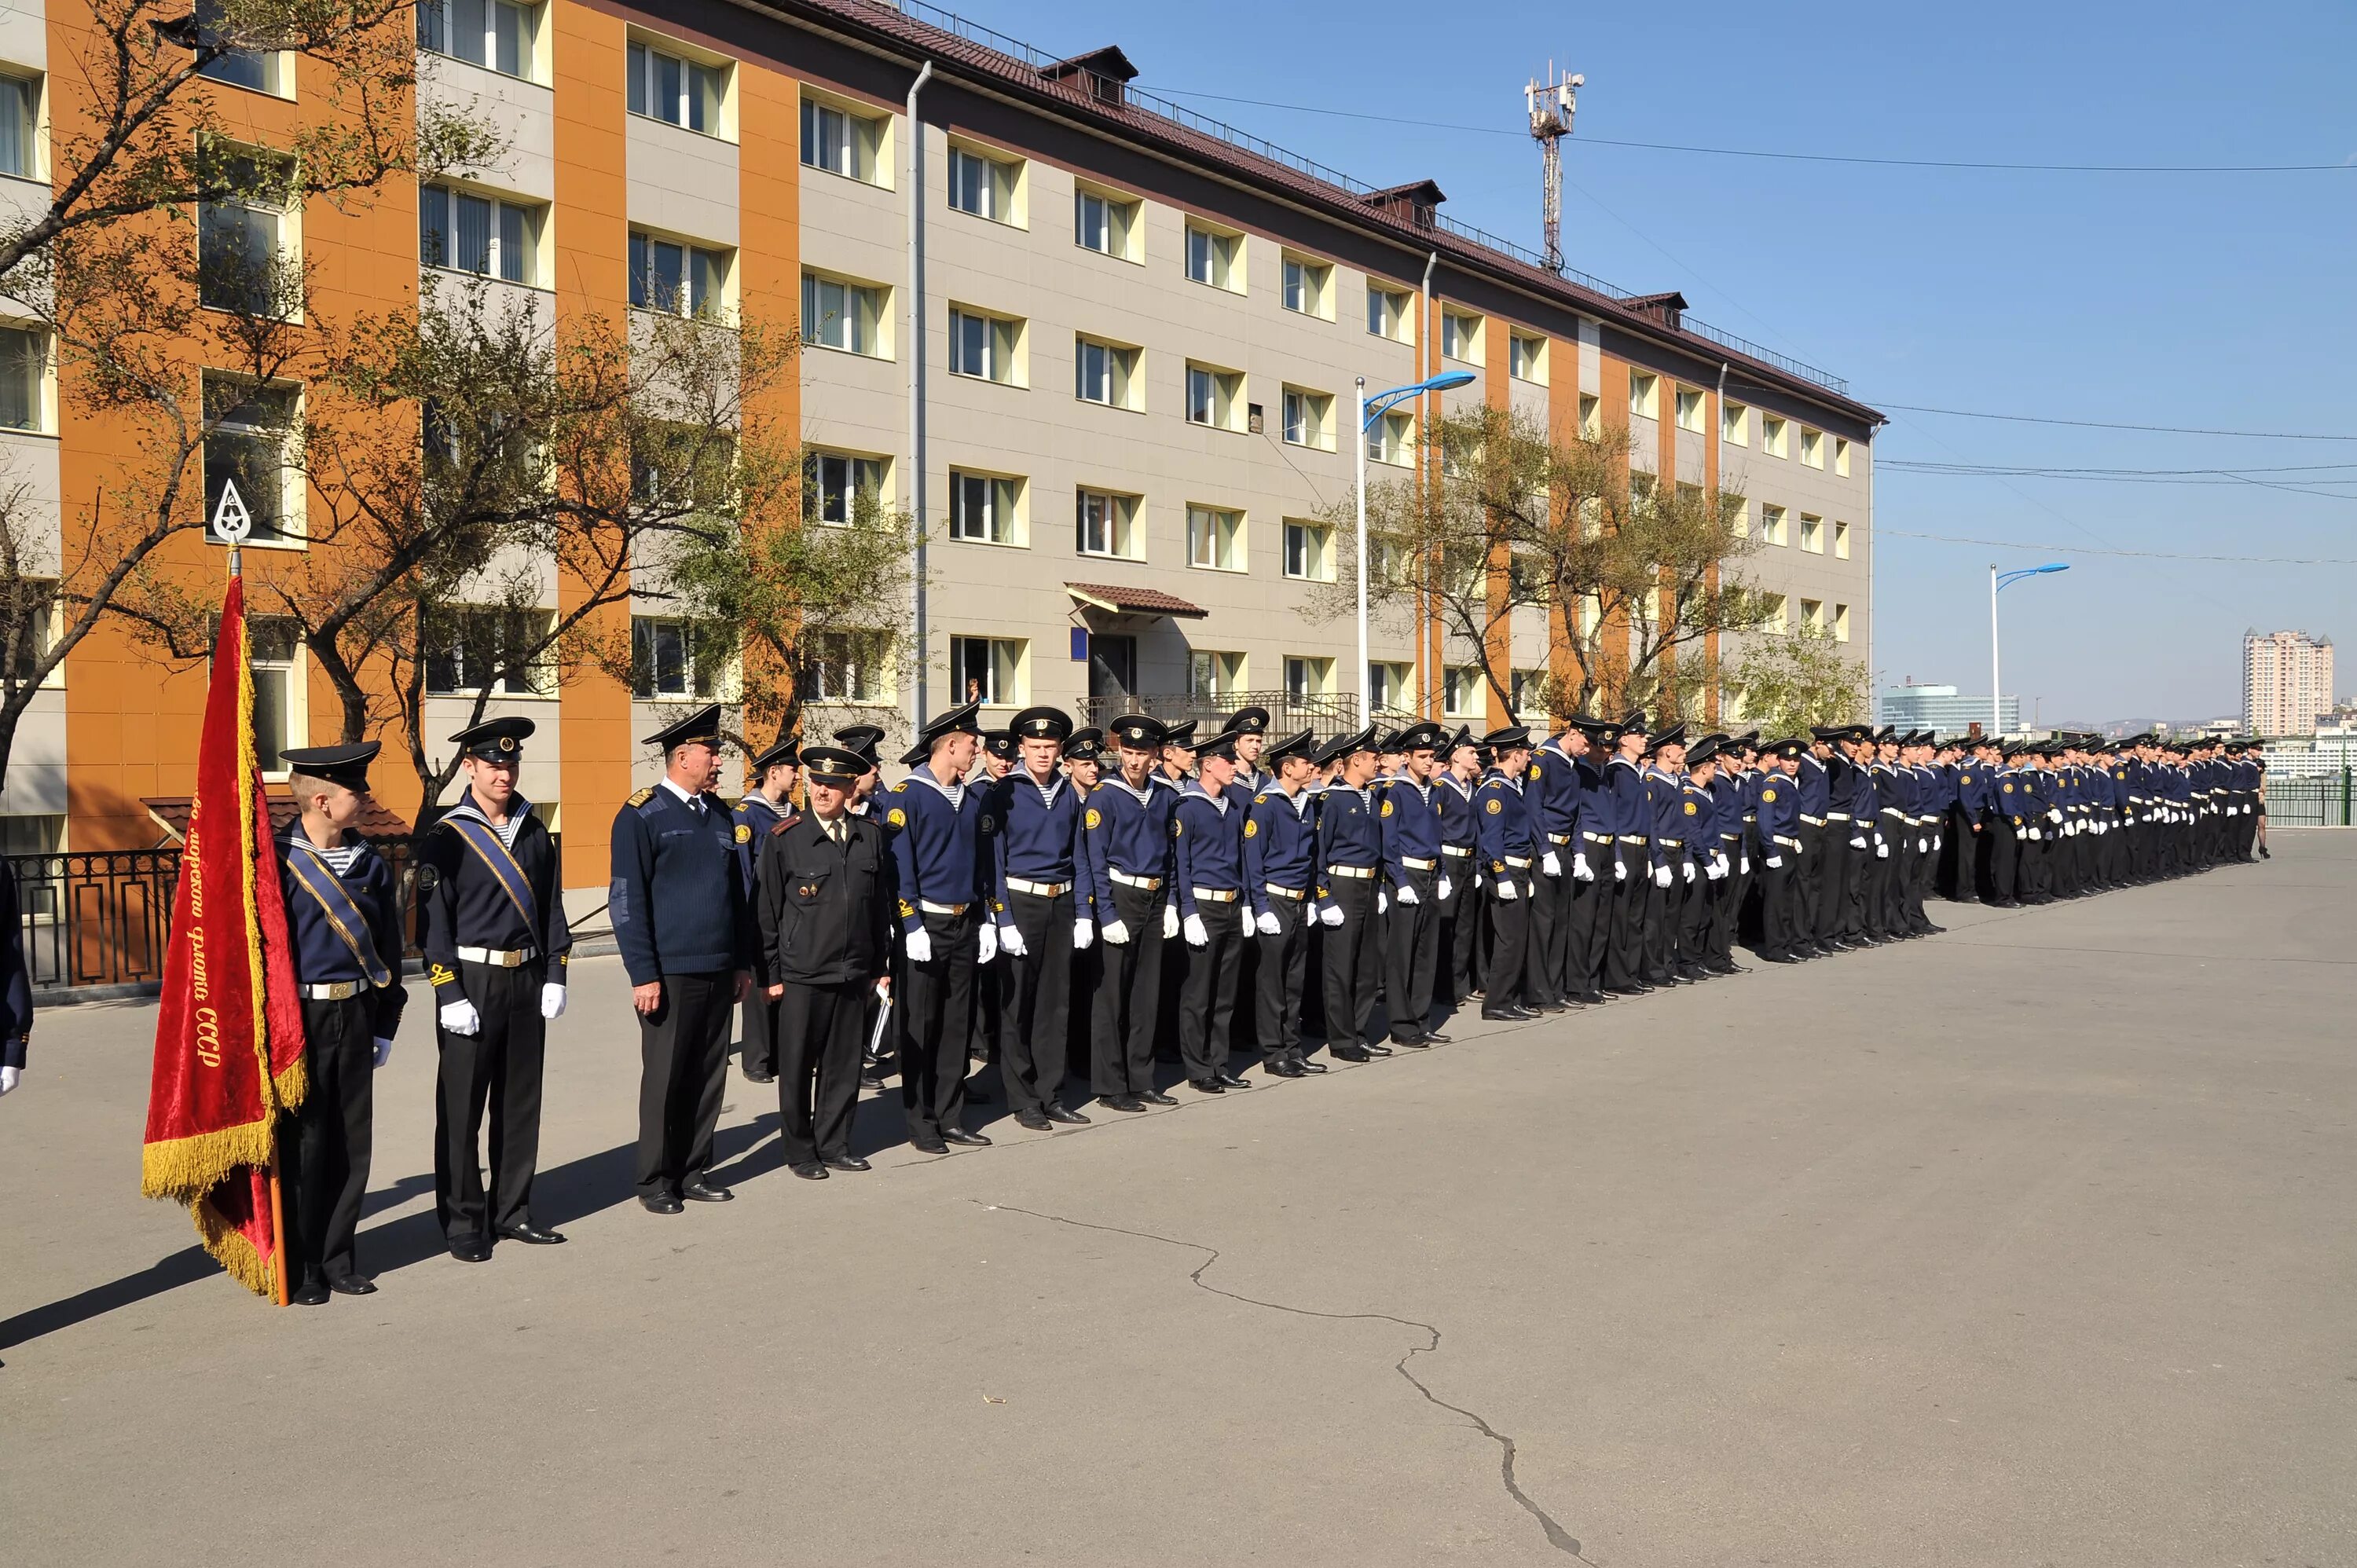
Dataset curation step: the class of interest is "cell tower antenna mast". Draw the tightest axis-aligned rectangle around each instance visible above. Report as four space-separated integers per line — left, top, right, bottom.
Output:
1526 64 1582 273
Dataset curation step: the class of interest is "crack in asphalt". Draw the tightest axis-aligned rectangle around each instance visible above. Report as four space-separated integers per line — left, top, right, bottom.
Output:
976 1200 1591 1561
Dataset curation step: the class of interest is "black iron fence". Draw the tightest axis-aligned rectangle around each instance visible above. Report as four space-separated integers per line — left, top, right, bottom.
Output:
2262 771 2354 828
1073 690 1364 735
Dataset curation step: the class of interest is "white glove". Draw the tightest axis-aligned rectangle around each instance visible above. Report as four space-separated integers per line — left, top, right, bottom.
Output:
904 926 934 964
1072 918 1095 950
2048 808 2064 823
541 983 566 1020
1765 854 1783 869
1572 854 1594 882
1493 877 1519 901
1933 836 1942 852
1100 919 1130 946
1161 904 1179 940
999 922 1028 958
1240 907 1255 937
1612 858 1627 881
1681 860 1695 884
977 922 999 964
1740 855 1750 874
1182 912 1208 947
1876 841 1890 857
1377 890 1389 915
1395 884 1419 905
1653 864 1673 888
1850 836 1868 849
1916 837 1928 854
372 1037 394 1068
1541 850 1562 877
1705 860 1725 881
1318 903 1344 928
0 1064 16 1095
439 998 482 1037
1256 909 1281 936
1437 876 1453 899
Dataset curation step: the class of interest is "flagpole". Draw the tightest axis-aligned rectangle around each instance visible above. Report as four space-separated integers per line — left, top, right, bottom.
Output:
219 485 281 1300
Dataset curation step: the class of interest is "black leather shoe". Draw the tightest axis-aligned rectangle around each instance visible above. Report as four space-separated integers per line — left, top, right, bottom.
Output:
1265 1057 1306 1078
940 1127 992 1147
1760 952 1799 964
1329 1045 1374 1063
1537 1000 1568 1014
327 1273 376 1296
640 1192 684 1214
1574 991 1610 1006
1138 1090 1178 1106
911 1134 951 1153
495 1222 566 1246
1393 1035 1431 1050
1016 1108 1054 1130
1292 1054 1329 1073
680 1179 735 1203
1362 1041 1394 1057
291 1279 330 1306
823 1154 871 1171
1921 923 1947 935
1098 1094 1147 1112
449 1238 493 1263
1189 1076 1226 1094
1214 1071 1252 1088
1044 1104 1091 1124
860 1069 886 1089
742 1068 775 1084
1419 1031 1453 1046
790 1161 828 1180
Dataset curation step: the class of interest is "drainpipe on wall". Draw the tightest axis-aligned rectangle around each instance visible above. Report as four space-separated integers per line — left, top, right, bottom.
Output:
907 60 933 727
1420 249 1438 720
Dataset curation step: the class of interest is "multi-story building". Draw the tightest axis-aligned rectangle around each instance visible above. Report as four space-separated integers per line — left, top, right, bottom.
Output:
2 0 1878 913
2242 629 2334 737
1879 682 2016 737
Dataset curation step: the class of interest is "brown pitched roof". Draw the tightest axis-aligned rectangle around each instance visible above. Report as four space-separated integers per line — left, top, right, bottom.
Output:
143 792 414 848
1065 582 1209 620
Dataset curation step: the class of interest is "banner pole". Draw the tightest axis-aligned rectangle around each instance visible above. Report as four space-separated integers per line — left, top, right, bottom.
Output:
268 1134 289 1307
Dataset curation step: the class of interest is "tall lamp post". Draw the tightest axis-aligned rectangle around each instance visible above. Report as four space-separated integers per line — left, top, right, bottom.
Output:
1357 368 1476 721
1990 562 2069 736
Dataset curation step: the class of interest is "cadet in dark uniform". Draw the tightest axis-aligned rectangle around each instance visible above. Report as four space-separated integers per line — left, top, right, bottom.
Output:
1085 715 1178 1112
1754 738 1805 962
1175 730 1256 1093
1220 706 1271 1059
991 705 1092 1130
1600 716 1653 994
1244 728 1323 1078
1061 726 1105 1086
733 735 800 1084
0 855 27 1097
274 742 407 1303
610 704 753 1214
1313 726 1387 1062
969 727 1019 1093
1433 727 1482 1007
885 702 994 1153
1380 721 1449 1046
416 717 573 1260
755 744 894 1180
1474 726 1541 1019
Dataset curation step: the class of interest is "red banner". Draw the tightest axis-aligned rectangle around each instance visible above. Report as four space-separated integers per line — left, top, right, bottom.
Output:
140 575 308 1297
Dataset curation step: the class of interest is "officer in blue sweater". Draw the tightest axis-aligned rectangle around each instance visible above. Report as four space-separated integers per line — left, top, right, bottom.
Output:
1244 728 1323 1079
610 704 753 1214
885 701 993 1154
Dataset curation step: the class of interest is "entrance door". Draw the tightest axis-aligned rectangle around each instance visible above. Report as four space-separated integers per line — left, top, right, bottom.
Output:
1088 635 1137 703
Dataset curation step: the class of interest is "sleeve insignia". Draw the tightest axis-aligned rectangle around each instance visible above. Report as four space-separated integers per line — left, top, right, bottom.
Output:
1173 819 1184 837
886 807 907 828
1084 808 1102 830
890 780 908 793
2003 782 2013 793
1243 819 1258 837
427 962 456 987
1762 788 1778 801
1380 799 1394 817
1527 764 1542 782
626 786 654 807
897 898 914 918
414 864 439 893
734 822 752 844
1484 798 1501 815
980 816 995 835
1683 801 1697 815
1254 793 1268 804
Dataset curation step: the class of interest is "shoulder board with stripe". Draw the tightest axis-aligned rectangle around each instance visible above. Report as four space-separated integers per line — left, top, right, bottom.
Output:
770 812 802 835
627 787 655 807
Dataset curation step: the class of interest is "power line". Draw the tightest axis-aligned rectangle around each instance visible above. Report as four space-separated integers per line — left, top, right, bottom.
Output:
1873 402 2357 441
1879 529 2357 566
1153 87 2357 174
1881 460 2357 500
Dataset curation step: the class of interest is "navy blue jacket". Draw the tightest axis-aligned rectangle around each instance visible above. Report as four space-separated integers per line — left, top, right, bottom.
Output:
610 783 752 984
1379 772 1444 891
993 768 1085 926
1173 779 1246 918
1082 775 1176 920
885 767 989 934
1314 781 1383 916
1244 786 1319 914
1473 768 1537 873
416 791 572 1006
276 822 408 1040
734 791 791 889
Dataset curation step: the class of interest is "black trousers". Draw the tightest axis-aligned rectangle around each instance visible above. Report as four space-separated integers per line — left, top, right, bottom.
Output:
999 888 1073 1115
739 984 782 1078
1178 900 1245 1078
1640 859 1677 982
1253 896 1310 1061
1986 818 2020 901
776 978 865 1165
1527 850 1570 1006
1382 869 1440 1041
1677 855 1714 963
900 907 976 1139
1758 856 1799 960
636 969 735 1196
1795 822 1827 940
1483 870 1530 1006
1319 875 1380 1047
434 958 547 1243
282 994 375 1284
1816 830 1853 941
1442 858 1482 1001
1605 845 1648 990
1091 881 1164 1096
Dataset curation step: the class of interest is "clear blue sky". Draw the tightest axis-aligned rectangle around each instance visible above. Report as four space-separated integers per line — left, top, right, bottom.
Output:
966 0 2356 723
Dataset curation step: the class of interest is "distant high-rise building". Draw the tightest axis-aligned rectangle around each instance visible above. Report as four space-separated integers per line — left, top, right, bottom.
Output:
2242 630 2335 736
1879 682 2018 735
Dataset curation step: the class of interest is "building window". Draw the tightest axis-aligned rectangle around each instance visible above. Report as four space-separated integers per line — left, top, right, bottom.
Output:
1508 333 1547 383
804 450 885 526
1725 497 1749 540
948 469 1021 545
248 617 299 766
196 148 295 316
0 73 40 180
1189 650 1246 701
1800 598 1825 636
1285 655 1334 701
1283 519 1333 582
1509 668 1546 720
1579 393 1600 440
951 635 1025 707
1366 661 1413 713
5 578 56 685
633 232 731 320
196 0 288 94
1441 310 1483 362
629 38 726 135
1628 370 1659 420
1762 415 1788 457
1186 505 1243 572
1759 504 1787 547
630 616 730 699
203 376 299 543
1183 222 1242 291
418 0 540 80
1800 427 1824 469
1674 387 1705 433
1759 592 1786 634
1075 335 1139 408
1076 488 1140 559
1442 666 1480 717
1832 603 1851 643
420 183 544 286
1835 437 1852 478
0 325 46 432
1281 255 1332 317
1185 362 1243 431
1366 285 1413 343
424 606 553 695
948 145 1022 225
1721 401 1748 445
1074 186 1139 260
1799 513 1823 554
948 306 1021 384
1280 387 1332 450
799 270 882 354
801 629 891 705
799 95 882 183
1833 519 1850 559
1366 409 1413 467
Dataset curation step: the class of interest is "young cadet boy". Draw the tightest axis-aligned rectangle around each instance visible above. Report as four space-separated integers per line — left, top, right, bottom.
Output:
733 735 801 1085
275 742 407 1305
1244 728 1324 1079
1173 730 1255 1094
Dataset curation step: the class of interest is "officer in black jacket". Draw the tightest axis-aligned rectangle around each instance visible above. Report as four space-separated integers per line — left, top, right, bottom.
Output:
416 716 574 1261
755 744 894 1181
0 856 28 1098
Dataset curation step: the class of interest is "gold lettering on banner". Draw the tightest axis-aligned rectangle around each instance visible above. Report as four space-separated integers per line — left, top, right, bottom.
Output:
196 1006 222 1068
189 926 209 1002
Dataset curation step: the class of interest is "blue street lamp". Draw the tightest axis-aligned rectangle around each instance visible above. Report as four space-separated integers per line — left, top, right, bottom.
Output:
1990 562 2069 737
1355 369 1477 719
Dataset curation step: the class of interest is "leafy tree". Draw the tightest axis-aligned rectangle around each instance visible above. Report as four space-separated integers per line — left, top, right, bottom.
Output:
1727 628 1871 736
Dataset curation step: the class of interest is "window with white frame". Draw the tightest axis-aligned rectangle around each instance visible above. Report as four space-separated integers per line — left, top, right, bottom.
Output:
420 183 545 286
1508 332 1547 383
948 306 1021 384
1800 427 1824 469
1074 335 1139 409
1441 309 1483 363
1185 362 1244 431
1366 409 1413 467
203 375 299 543
1073 185 1140 260
1442 666 1480 716
1674 387 1705 433
1281 254 1332 317
1833 519 1850 559
1759 592 1786 634
196 148 296 316
1183 222 1242 291
1366 284 1413 343
424 606 553 695
248 617 301 765
1721 400 1748 445
801 629 892 704
948 469 1022 545
5 578 57 687
1800 598 1825 636
1280 386 1332 450
418 0 541 80
951 635 1025 707
1761 414 1788 457
1075 488 1141 559
631 616 732 699
1835 437 1852 477
633 231 731 320
0 325 47 432
1799 513 1824 554
948 145 1023 225
1628 370 1659 420
1282 519 1333 582
1186 505 1243 572
1366 661 1413 713
799 94 883 183
1759 503 1787 547
1832 603 1851 643
0 73 41 180
629 38 727 135
1284 655 1334 701
804 450 885 526
1189 649 1246 701
1579 393 1600 440
1725 496 1749 540
196 0 288 94
800 269 882 354
1509 668 1547 720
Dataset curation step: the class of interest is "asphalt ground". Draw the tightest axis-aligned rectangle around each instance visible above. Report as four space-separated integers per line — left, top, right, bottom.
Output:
2 833 2351 1566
